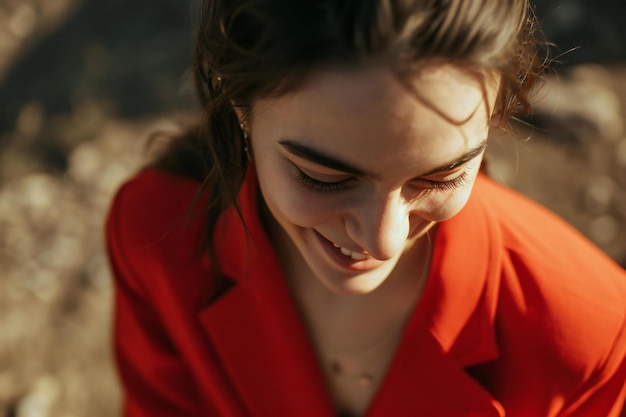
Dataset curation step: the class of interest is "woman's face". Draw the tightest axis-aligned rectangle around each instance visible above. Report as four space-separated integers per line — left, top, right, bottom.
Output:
249 64 500 295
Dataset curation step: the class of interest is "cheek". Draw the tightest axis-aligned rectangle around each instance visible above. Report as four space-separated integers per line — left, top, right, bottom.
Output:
256 167 338 229
253 141 340 229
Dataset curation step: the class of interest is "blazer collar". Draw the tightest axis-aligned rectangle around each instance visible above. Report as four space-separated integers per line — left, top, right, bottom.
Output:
199 171 503 415
201 165 336 415
421 175 502 368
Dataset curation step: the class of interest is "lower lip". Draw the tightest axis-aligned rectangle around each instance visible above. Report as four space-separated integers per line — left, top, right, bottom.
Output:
314 231 382 272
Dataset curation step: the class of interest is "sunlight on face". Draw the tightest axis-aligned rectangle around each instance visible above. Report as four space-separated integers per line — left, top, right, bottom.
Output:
249 64 500 295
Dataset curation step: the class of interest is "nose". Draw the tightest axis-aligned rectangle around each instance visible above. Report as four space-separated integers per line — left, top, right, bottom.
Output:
345 189 410 261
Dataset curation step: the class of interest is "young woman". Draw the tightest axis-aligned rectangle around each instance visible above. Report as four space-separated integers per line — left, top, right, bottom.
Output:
106 0 626 416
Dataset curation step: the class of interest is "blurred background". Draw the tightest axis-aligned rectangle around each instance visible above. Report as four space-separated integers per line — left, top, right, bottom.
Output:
0 0 624 416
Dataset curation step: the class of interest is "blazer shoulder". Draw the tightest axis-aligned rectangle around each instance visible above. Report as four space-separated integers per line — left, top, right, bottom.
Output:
107 169 204 250
474 176 626 376
475 175 624 277
105 170 212 293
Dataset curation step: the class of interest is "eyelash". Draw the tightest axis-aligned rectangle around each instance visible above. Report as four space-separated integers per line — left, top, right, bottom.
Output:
296 170 354 193
421 171 470 192
296 169 469 193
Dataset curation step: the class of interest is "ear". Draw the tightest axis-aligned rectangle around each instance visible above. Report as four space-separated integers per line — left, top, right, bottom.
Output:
233 106 245 124
232 104 251 135
230 101 249 124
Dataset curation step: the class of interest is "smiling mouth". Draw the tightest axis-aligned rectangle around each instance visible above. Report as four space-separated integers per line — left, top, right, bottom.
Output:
331 242 368 260
313 230 385 272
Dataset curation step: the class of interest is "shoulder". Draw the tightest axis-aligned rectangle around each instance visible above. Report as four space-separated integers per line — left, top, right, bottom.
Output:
105 169 213 297
470 175 626 382
107 169 205 257
472 174 624 281
108 169 202 232
471 174 626 312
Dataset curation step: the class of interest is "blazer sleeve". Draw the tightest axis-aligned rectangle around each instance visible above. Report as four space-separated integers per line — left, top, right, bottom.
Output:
106 178 201 417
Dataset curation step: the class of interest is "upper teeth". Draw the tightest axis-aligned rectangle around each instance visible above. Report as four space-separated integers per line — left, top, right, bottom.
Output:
333 243 367 261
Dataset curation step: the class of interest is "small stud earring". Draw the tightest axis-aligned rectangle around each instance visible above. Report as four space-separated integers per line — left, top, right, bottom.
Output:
239 122 248 139
240 122 251 161
213 76 223 90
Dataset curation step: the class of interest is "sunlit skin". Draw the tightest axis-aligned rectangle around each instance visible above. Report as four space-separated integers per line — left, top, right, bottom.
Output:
247 64 501 296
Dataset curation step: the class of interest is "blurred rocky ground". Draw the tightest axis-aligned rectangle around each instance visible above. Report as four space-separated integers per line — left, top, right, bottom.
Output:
0 0 625 416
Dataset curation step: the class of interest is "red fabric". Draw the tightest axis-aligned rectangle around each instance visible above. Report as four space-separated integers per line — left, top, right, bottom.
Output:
106 168 626 416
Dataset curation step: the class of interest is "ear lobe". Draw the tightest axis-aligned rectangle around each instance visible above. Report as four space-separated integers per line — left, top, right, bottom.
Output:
232 105 252 137
231 104 252 160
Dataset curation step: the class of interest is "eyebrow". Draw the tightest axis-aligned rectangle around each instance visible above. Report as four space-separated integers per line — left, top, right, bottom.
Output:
279 138 488 178
421 139 488 175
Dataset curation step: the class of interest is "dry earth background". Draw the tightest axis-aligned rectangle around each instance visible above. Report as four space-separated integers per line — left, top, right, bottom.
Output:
0 0 625 416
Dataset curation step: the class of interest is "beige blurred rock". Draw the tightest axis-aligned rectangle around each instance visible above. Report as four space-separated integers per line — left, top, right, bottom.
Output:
39 0 80 23
0 0 81 81
8 4 37 39
534 65 624 141
583 175 615 215
0 372 17 403
616 138 626 168
589 215 620 245
0 140 47 181
17 375 60 417
16 102 46 140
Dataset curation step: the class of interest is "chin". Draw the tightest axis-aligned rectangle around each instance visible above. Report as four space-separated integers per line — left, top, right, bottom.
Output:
321 279 384 296
314 266 395 296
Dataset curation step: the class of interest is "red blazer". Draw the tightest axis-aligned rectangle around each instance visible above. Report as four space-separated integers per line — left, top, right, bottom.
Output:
106 168 626 416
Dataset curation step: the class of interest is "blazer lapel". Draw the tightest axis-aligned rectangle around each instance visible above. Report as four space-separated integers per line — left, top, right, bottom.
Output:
198 242 336 416
198 166 336 417
366 328 504 416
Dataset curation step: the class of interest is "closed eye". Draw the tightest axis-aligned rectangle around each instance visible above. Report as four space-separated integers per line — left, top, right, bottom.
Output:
412 171 469 192
295 169 354 193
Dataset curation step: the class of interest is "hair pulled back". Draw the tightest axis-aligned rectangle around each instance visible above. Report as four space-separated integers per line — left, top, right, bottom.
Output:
155 0 544 272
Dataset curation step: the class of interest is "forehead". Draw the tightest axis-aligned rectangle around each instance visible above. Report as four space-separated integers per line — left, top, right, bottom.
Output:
251 64 499 173
254 64 499 126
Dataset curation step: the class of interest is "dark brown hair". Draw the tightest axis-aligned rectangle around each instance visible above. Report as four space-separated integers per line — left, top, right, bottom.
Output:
150 0 545 273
